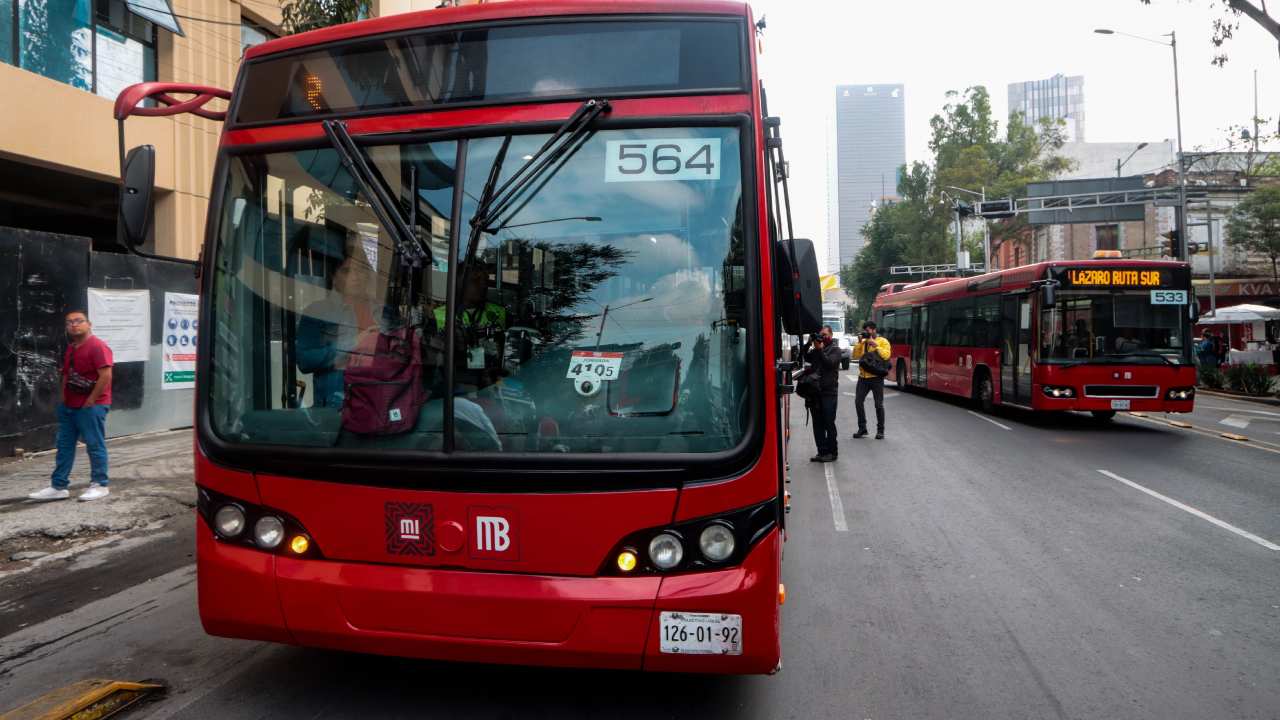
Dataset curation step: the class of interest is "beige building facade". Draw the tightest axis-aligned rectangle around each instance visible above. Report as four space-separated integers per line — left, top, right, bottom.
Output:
0 0 282 261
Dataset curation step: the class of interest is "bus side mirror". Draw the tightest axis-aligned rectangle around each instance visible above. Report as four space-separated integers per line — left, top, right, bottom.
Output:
1189 298 1200 322
119 145 156 248
775 239 822 335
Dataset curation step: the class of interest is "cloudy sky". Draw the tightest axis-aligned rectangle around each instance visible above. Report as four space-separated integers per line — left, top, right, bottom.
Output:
747 0 1280 271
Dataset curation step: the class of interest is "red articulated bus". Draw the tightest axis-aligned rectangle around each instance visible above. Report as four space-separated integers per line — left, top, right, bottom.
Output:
872 258 1199 418
113 0 822 674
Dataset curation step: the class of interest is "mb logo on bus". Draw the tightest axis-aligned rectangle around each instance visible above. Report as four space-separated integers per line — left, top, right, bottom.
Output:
470 507 519 560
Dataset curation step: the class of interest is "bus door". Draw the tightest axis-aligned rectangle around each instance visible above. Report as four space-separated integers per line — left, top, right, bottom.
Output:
1000 294 1033 405
911 306 927 385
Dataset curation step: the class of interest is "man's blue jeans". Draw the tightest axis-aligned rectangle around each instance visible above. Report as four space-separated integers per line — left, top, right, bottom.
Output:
51 404 110 490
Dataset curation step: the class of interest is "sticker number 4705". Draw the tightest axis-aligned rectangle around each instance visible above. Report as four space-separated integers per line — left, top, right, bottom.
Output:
605 139 721 182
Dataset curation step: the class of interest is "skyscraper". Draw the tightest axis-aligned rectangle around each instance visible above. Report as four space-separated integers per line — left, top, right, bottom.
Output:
831 84 906 270
1008 74 1085 142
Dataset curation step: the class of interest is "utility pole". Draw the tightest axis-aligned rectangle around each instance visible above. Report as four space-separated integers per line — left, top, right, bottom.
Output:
1172 30 1188 260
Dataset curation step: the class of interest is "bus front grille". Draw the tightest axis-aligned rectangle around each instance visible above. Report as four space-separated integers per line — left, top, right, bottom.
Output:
1084 385 1159 398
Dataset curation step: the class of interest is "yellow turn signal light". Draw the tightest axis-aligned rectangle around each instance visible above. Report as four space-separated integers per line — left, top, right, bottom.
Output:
289 534 311 555
616 549 638 572
778 583 787 605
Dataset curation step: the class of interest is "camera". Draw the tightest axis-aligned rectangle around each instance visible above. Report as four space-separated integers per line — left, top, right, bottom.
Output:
574 374 603 398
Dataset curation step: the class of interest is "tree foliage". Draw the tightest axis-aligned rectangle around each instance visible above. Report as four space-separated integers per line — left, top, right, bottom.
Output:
1139 0 1280 66
1225 185 1280 285
281 0 371 35
840 87 1072 323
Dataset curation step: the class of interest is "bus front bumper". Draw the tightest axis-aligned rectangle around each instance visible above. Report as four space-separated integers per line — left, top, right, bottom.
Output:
196 517 782 674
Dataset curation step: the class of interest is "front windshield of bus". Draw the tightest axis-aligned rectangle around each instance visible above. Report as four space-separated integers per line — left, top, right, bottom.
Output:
1040 290 1189 364
207 126 750 456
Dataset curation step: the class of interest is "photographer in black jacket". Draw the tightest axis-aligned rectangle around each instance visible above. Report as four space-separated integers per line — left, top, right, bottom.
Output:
803 325 842 462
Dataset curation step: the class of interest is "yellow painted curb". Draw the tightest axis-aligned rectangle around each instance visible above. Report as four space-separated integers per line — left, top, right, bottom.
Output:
1168 421 1193 429
0 679 163 720
1129 412 1147 418
1220 433 1250 442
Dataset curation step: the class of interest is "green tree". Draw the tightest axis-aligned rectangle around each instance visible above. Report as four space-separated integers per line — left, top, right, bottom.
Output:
1139 0 1280 66
1225 185 1280 285
281 0 371 34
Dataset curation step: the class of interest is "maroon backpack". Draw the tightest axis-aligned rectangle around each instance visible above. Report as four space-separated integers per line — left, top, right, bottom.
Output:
341 327 427 435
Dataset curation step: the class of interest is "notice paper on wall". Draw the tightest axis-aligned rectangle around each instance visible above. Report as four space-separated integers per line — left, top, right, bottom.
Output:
87 288 150 363
162 292 199 390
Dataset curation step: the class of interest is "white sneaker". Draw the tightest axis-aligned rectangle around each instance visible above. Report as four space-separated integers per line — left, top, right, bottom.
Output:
28 487 70 501
78 485 110 502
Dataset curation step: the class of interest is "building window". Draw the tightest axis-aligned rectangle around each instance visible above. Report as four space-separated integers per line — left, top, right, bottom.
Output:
241 17 275 56
1 0 155 97
1096 224 1119 251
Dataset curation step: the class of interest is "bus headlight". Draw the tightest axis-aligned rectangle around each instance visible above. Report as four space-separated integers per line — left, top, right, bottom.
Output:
699 522 736 562
1042 385 1075 398
648 532 684 570
254 516 285 549
1166 387 1195 401
213 504 246 538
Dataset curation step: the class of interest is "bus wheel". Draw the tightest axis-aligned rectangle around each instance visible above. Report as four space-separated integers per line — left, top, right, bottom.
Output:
974 372 994 413
896 360 907 389
1091 410 1116 421
841 358 850 371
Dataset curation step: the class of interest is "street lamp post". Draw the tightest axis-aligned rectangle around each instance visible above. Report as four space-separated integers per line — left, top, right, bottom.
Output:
946 185 987 271
1095 28 1187 259
1116 142 1150 177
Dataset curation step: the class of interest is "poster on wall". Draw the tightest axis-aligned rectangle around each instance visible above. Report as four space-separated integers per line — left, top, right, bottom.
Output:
162 292 199 390
86 288 150 363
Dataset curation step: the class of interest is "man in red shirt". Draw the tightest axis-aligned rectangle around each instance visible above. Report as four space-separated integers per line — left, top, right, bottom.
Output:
28 310 114 502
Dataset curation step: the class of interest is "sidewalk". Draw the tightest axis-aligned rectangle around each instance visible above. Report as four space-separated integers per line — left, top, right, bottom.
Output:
0 430 195 567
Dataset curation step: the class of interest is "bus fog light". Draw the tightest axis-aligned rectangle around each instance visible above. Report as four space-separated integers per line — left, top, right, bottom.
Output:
254 516 285 549
1042 385 1074 399
648 532 684 570
213 505 245 538
616 549 638 572
1166 387 1194 401
699 523 736 562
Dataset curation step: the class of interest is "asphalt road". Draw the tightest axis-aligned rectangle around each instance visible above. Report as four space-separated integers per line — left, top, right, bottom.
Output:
1 385 1277 719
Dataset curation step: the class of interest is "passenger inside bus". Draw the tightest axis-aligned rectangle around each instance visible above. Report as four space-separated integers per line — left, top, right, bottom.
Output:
296 252 382 408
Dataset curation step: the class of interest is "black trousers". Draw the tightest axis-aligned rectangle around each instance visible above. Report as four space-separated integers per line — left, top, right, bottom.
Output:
855 377 885 433
810 394 838 456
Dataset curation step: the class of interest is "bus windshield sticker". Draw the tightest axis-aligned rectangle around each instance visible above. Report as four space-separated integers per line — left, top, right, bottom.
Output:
605 139 721 182
566 350 623 380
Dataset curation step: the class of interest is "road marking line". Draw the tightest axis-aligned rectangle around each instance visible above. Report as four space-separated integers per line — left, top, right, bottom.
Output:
1096 469 1280 551
1202 405 1280 416
1123 413 1280 455
966 410 1011 431
823 464 848 532
1220 432 1250 442
1168 420 1193 428
1219 414 1252 429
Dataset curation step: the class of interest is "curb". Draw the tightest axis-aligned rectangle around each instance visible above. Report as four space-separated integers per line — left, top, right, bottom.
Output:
2 427 191 466
1196 389 1280 407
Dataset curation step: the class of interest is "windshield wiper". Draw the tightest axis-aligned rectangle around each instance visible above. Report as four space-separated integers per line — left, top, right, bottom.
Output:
322 120 430 267
457 97 611 291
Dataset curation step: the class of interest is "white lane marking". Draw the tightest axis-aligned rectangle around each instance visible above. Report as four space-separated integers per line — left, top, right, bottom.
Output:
1202 405 1280 417
843 391 899 399
966 410 1012 431
1096 469 1280 551
824 464 849 532
846 374 860 384
1219 414 1252 429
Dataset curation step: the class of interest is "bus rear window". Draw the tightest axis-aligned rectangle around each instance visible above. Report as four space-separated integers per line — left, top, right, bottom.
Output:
234 18 746 125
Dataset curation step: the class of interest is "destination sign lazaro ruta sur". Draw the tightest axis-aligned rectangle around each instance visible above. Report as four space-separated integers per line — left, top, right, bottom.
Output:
1058 268 1172 288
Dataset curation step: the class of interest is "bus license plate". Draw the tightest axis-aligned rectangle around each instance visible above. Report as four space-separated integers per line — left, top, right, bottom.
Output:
659 612 742 655
1111 399 1131 410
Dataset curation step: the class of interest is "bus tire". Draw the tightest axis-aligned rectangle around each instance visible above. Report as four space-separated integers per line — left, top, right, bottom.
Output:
973 370 994 413
841 358 850 371
895 360 908 389
1091 410 1116 421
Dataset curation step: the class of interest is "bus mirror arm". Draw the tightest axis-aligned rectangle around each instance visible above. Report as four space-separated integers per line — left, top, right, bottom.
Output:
113 83 232 267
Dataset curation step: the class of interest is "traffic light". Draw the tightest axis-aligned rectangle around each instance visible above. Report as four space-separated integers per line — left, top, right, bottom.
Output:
1160 229 1180 258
